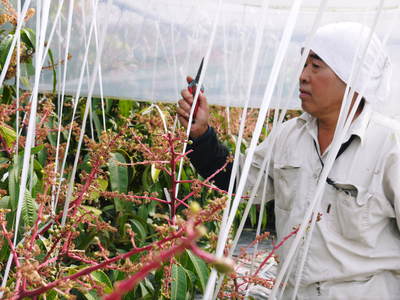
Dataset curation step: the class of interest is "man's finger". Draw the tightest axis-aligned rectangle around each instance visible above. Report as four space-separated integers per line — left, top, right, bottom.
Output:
178 115 189 128
176 106 190 119
198 93 208 109
181 89 194 104
178 99 192 113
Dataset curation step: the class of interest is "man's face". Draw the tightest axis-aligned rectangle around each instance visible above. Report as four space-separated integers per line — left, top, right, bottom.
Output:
299 51 347 119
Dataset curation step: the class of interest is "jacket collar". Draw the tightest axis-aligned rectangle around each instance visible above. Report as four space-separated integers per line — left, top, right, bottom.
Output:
296 102 372 146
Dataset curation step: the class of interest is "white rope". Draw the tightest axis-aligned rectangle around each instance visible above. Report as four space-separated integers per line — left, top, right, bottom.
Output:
93 15 107 131
210 0 273 297
291 6 385 297
61 0 114 226
18 0 71 213
0 0 24 293
55 0 98 214
175 0 224 200
290 3 396 299
244 153 272 298
0 0 32 88
81 0 95 140
52 0 75 213
13 0 51 244
205 1 303 299
40 0 66 68
173 1 201 134
170 23 180 105
225 0 327 287
151 22 160 103
15 0 21 156
1 2 51 294
270 4 386 299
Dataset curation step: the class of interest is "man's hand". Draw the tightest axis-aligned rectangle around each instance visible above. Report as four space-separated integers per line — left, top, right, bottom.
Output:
177 76 209 139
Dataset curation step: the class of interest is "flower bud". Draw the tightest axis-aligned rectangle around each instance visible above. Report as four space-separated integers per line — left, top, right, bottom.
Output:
196 225 207 237
212 257 235 274
190 201 201 214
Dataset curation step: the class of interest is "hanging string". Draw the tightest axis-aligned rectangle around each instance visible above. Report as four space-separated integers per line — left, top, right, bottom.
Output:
52 0 75 214
55 0 99 213
0 0 32 87
93 15 107 131
206 0 304 298
210 0 274 297
175 0 224 201
270 2 387 299
81 0 96 140
0 0 25 294
290 3 396 299
225 0 328 295
61 0 114 226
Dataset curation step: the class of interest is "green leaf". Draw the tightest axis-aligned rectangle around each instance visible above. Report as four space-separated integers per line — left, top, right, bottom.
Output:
262 206 268 230
141 165 152 191
20 28 36 49
186 250 209 293
182 267 196 295
18 144 45 156
180 167 191 193
250 205 257 227
118 100 133 117
8 160 19 211
89 178 108 200
91 270 113 293
45 289 59 300
0 34 13 68
92 104 103 138
139 282 149 298
0 124 16 148
130 217 147 240
171 264 187 300
22 190 38 227
151 268 163 300
20 76 31 88
23 60 35 77
108 152 128 212
137 205 148 220
78 205 102 217
47 48 57 94
151 164 161 183
0 196 9 209
84 290 100 300
1 85 15 104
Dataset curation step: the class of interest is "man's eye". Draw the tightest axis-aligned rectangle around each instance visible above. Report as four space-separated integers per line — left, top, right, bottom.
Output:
312 63 320 68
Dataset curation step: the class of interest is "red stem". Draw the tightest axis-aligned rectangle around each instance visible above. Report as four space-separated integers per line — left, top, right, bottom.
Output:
1 222 22 292
253 226 299 277
101 191 170 204
29 203 44 251
169 133 177 220
104 223 198 300
15 229 186 299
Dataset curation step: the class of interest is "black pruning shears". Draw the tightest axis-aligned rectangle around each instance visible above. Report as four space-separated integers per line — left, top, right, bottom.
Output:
188 57 205 120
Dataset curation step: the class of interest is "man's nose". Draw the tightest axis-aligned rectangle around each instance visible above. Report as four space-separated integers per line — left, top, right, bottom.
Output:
299 66 310 83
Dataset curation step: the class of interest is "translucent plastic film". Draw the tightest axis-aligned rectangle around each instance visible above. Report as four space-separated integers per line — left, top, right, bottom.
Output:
34 0 400 112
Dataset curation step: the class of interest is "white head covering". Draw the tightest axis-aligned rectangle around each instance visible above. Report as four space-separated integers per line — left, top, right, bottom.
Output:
309 22 392 104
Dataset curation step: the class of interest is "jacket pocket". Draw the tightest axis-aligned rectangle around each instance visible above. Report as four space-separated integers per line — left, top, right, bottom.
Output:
332 183 369 241
273 161 301 211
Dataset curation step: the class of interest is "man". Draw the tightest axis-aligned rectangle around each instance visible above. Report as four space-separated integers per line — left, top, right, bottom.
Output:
177 22 400 299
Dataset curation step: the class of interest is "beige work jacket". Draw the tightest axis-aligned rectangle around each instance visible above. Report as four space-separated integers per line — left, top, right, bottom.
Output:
247 104 400 299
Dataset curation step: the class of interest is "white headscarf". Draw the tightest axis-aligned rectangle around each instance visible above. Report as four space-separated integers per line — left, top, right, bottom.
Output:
309 22 392 104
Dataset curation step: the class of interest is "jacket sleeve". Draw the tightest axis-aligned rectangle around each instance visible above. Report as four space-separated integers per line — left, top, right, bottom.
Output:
187 126 233 191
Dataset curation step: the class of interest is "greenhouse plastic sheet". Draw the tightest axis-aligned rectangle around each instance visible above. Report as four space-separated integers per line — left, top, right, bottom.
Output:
36 0 400 113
